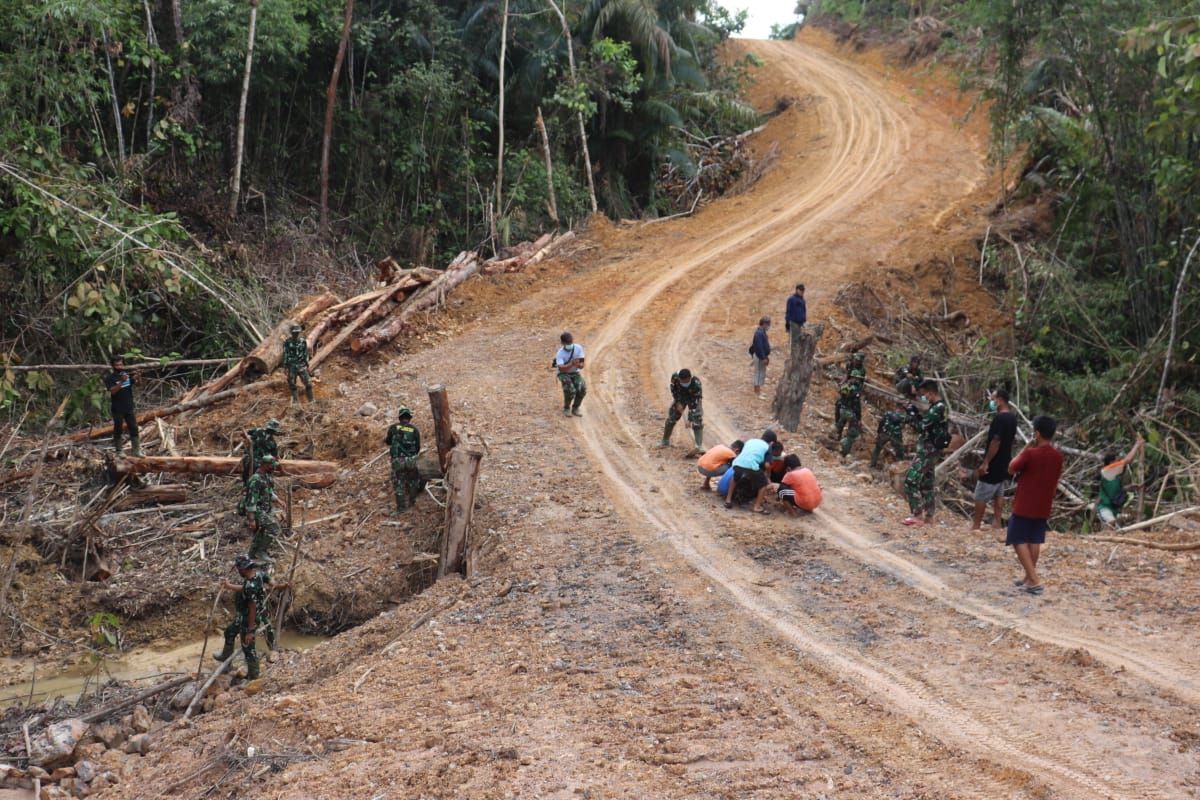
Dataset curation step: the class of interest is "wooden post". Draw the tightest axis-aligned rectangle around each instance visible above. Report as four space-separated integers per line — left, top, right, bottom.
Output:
427 385 456 474
772 323 824 432
439 447 482 579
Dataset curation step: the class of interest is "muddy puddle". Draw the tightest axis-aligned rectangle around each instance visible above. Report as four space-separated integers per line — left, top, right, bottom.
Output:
0 631 327 707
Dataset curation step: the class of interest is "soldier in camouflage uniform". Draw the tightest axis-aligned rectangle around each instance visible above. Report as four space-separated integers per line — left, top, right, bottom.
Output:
244 455 282 559
282 323 314 404
903 380 950 526
845 351 867 383
214 555 289 679
894 354 923 399
659 369 704 451
834 377 864 456
871 402 910 468
240 419 281 487
385 407 422 512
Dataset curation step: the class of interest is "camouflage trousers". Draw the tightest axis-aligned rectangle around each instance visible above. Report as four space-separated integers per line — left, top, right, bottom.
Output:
249 513 281 560
287 366 313 402
221 615 262 678
871 431 906 467
835 403 861 456
904 444 941 516
558 373 586 411
663 402 704 448
391 457 421 511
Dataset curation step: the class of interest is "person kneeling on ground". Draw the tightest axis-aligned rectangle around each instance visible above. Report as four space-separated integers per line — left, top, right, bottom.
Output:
724 431 778 512
697 440 744 491
1097 434 1143 529
773 454 823 515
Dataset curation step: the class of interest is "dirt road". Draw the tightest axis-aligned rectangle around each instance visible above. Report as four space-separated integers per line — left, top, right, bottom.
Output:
111 32 1200 799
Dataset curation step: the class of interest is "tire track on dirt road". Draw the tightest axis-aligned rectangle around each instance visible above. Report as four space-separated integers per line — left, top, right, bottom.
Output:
577 39 1177 800
664 45 1200 711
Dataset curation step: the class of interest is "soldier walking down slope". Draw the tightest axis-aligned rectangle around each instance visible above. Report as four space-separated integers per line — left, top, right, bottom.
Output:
894 354 923 399
241 419 281 486
554 332 586 417
104 356 141 456
244 455 284 559
213 555 289 680
282 323 314 405
659 369 704 452
386 407 422 513
903 380 950 527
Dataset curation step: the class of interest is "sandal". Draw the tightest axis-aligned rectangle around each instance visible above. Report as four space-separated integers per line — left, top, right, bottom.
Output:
1023 584 1045 596
724 501 733 509
754 507 769 515
1013 579 1026 587
902 517 924 527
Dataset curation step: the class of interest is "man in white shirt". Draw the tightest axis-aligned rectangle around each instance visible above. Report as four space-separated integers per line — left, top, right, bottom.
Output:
555 331 586 417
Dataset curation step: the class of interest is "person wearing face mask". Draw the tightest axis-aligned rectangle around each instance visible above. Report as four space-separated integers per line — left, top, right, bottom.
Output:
971 389 1018 531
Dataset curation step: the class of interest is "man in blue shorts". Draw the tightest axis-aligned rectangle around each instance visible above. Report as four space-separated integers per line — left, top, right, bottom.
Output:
1006 415 1063 595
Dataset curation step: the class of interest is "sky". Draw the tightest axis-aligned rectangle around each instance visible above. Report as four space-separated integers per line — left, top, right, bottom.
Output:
729 0 802 39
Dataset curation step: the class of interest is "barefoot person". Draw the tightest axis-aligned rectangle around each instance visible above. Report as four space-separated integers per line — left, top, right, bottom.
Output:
902 380 950 526
724 431 778 512
971 389 1018 531
1097 434 1144 528
697 440 743 491
1007 415 1064 595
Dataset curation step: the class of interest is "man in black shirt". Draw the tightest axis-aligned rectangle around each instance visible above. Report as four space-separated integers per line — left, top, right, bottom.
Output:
103 356 141 456
971 388 1017 530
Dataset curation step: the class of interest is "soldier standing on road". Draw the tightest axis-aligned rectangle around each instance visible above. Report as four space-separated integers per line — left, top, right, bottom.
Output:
871 400 910 468
245 455 284 559
104 356 142 456
282 323 314 405
386 407 422 513
785 284 807 351
214 555 289 679
659 369 704 452
903 380 950 527
554 332 586 418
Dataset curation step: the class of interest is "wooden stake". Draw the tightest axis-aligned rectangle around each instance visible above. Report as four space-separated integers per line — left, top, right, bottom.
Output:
275 486 303 637
772 323 824 432
439 447 483 578
196 588 223 678
427 385 456 474
183 653 236 721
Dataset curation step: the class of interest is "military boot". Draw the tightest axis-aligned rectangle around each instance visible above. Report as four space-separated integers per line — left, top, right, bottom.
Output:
305 385 314 403
130 436 142 457
659 420 676 447
290 387 299 404
213 633 235 662
113 432 123 455
242 644 260 679
692 425 704 450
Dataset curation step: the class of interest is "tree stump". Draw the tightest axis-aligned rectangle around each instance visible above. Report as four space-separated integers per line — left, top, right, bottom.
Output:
439 447 483 579
772 323 823 432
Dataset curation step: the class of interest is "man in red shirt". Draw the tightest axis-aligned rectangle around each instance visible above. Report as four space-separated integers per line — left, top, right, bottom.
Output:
1006 415 1064 595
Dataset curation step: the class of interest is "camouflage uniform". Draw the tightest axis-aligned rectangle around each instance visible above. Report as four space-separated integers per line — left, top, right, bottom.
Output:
386 415 422 512
282 332 314 403
834 379 864 456
845 353 866 383
894 362 923 399
904 399 948 517
871 410 908 467
244 470 280 559
661 373 704 449
215 564 268 679
240 425 279 487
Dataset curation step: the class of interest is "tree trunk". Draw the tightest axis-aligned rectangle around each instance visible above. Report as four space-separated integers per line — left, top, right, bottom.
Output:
350 253 481 354
319 0 355 237
426 385 457 474
1156 232 1200 414
439 447 482 579
495 0 509 221
772 323 823 431
535 107 559 224
112 484 189 511
114 455 337 484
242 292 339 374
228 0 259 218
141 0 159 145
165 0 201 128
544 0 598 213
310 281 395 368
101 28 127 166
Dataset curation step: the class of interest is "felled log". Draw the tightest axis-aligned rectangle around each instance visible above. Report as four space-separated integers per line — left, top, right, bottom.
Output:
111 484 189 511
184 293 337 401
524 231 573 267
112 456 337 487
352 253 482 354
310 284 400 369
241 292 339 375
324 268 441 314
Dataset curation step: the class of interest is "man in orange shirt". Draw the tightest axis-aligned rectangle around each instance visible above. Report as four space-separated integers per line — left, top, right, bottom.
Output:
696 440 743 491
773 454 823 514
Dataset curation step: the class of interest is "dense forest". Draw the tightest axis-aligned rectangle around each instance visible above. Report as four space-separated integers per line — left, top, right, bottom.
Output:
0 0 756 422
785 0 1200 444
